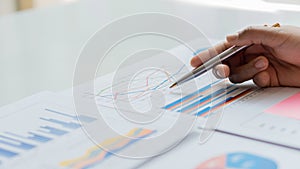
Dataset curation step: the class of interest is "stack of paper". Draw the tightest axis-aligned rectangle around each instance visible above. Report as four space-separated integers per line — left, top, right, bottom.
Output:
1 41 300 169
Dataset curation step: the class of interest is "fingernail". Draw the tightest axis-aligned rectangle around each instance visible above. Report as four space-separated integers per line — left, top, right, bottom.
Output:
226 33 238 41
255 59 266 69
215 69 224 78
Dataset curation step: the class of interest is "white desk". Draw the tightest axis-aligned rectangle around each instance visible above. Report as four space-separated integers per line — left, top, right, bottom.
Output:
0 0 299 106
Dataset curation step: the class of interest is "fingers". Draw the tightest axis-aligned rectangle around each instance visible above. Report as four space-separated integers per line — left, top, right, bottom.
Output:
212 64 230 79
191 25 285 87
191 26 280 68
229 56 269 83
253 71 271 87
253 65 280 87
191 42 231 67
212 59 284 88
226 26 284 48
212 56 269 83
211 55 282 88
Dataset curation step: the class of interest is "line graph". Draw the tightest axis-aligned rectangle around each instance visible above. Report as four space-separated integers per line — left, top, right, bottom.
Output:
95 65 185 101
86 47 256 118
94 44 210 100
89 64 190 114
90 65 256 118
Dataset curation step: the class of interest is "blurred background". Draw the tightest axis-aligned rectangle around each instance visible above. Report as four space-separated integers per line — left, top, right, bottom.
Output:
0 0 76 16
0 0 300 107
1 0 300 16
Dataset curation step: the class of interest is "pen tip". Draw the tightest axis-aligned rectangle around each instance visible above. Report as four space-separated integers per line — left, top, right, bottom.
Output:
169 83 177 88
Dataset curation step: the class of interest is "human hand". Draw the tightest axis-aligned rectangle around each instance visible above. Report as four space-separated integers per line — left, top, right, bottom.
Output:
191 25 300 87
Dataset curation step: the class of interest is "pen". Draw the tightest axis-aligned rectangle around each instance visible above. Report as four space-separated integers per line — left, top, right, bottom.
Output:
169 23 280 88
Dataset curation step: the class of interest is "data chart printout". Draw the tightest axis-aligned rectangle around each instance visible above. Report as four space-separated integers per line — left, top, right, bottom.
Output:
59 128 155 169
69 41 300 152
0 93 164 169
219 87 300 151
12 41 297 168
140 132 300 169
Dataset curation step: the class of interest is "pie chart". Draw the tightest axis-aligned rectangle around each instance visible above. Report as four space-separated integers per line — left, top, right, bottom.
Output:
196 152 277 169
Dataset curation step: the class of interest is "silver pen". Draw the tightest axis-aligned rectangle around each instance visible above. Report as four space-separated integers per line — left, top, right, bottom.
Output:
169 23 280 89
169 45 251 88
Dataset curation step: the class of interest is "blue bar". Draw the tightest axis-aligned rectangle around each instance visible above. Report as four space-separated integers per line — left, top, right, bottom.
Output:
185 86 237 115
226 88 252 102
45 108 96 123
0 135 35 150
172 85 234 113
40 118 81 129
194 87 240 117
28 132 52 142
193 87 243 117
208 86 238 104
195 100 226 116
0 147 18 158
178 88 226 113
5 132 52 143
163 92 200 109
194 106 211 116
163 81 220 109
226 86 239 95
40 126 68 136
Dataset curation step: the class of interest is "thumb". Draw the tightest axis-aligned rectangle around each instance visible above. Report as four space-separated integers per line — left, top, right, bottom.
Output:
226 26 284 48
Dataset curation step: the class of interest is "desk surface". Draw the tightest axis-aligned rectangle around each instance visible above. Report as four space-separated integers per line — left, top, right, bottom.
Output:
0 0 299 106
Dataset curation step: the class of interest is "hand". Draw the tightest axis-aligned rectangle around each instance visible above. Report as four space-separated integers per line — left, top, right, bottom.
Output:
191 25 300 87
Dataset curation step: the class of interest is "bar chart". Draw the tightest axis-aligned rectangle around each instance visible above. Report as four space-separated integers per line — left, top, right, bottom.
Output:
163 80 255 117
0 105 97 165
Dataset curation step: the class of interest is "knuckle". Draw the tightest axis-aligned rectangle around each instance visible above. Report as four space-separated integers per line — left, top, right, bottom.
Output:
245 26 255 31
241 26 262 36
241 26 255 34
